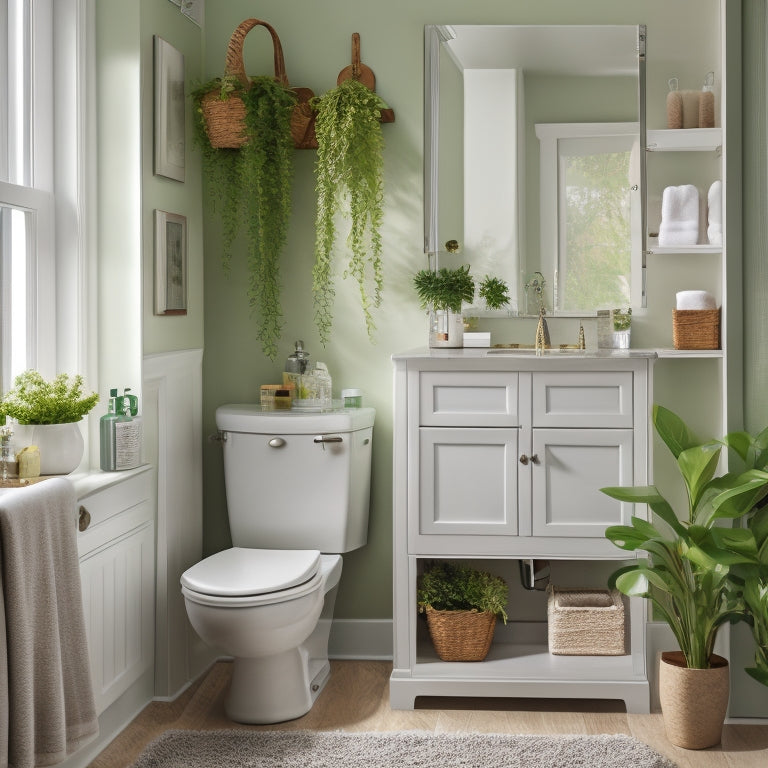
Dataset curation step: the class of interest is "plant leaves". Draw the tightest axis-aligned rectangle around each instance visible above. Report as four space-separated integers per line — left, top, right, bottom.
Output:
678 442 721 513
653 403 699 459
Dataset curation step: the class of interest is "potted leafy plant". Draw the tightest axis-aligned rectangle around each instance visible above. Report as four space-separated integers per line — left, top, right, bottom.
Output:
417 561 508 662
312 79 390 345
413 266 511 347
602 405 768 749
0 371 99 475
192 75 295 360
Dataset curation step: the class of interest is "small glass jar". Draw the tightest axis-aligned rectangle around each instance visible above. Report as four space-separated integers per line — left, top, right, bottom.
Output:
341 388 363 408
274 389 292 409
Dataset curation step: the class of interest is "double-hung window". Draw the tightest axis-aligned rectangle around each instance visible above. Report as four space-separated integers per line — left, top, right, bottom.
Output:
1 0 86 392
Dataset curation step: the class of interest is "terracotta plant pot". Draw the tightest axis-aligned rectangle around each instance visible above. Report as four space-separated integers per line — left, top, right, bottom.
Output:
658 650 729 749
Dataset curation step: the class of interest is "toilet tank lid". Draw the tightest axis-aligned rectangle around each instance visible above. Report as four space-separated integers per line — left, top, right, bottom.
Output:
216 404 375 434
180 547 321 596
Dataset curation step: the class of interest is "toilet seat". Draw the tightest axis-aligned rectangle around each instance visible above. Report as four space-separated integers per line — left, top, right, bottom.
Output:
181 547 321 606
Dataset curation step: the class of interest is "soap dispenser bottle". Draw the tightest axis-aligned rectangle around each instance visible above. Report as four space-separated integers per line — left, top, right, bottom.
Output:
99 389 120 471
114 388 141 470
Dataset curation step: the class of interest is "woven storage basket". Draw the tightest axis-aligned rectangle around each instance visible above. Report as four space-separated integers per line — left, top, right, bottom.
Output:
425 607 496 662
547 586 625 656
199 18 317 150
672 308 720 350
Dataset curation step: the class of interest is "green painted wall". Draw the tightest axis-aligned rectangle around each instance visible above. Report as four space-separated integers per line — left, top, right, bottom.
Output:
141 0 205 355
200 0 722 624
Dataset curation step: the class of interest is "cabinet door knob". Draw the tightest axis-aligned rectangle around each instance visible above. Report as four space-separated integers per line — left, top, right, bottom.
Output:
519 454 529 465
531 454 540 465
78 506 91 532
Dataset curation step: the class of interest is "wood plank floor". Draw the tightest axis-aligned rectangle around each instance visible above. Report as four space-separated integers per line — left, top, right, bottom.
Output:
90 660 768 768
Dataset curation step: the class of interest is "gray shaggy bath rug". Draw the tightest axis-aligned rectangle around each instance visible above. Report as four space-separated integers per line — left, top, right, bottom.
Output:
131 729 677 768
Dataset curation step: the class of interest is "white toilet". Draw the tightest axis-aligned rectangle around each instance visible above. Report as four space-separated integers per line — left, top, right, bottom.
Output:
181 404 375 724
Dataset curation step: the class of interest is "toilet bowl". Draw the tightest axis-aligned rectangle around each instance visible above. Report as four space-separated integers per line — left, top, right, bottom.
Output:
182 548 342 723
182 405 374 724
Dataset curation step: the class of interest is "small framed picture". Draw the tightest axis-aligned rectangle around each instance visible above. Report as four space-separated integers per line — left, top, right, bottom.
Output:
154 36 185 182
154 210 187 315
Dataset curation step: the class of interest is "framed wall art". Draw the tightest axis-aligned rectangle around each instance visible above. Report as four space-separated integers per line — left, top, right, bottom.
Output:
154 36 185 182
154 210 187 315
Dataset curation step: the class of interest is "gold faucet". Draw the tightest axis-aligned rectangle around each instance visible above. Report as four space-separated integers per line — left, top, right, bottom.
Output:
534 308 551 355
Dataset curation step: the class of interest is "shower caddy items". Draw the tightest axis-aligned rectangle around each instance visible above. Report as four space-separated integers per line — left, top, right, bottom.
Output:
100 387 142 471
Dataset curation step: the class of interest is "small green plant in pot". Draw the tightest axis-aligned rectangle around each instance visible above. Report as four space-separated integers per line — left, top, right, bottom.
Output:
1 371 99 476
413 265 475 349
601 404 768 748
417 561 508 662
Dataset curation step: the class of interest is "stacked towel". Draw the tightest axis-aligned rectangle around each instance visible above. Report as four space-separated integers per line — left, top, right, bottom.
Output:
0 478 98 767
676 290 717 310
708 180 723 246
658 184 699 247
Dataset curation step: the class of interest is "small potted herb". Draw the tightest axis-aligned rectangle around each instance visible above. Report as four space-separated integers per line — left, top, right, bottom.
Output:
0 370 99 475
417 561 508 661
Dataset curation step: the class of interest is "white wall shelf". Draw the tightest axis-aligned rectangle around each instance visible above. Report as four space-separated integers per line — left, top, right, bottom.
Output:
646 245 722 255
646 128 722 152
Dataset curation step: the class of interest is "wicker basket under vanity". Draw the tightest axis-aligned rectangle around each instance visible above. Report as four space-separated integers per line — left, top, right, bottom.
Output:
547 586 625 656
424 607 496 662
672 308 720 350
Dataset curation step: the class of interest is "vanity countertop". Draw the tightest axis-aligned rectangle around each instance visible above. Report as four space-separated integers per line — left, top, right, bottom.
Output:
392 347 659 361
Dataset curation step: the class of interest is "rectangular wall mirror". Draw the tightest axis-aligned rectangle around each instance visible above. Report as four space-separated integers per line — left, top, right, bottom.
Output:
424 24 647 315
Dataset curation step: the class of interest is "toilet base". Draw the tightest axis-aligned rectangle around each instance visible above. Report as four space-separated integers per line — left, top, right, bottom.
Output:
226 646 325 724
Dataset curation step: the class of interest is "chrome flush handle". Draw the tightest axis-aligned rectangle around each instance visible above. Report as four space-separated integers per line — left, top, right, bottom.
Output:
268 437 286 448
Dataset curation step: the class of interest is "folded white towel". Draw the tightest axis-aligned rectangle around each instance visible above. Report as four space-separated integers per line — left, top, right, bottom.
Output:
707 180 723 246
659 184 699 247
676 290 717 310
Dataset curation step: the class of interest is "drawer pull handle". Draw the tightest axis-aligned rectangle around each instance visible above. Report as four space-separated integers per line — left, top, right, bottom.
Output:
268 437 286 448
78 506 91 532
519 454 529 465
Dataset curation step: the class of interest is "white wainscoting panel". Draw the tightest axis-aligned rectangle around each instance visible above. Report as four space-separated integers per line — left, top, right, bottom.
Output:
144 349 210 697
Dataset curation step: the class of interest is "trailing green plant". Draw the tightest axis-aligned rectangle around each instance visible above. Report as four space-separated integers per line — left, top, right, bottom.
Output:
192 75 296 360
417 561 508 622
478 275 511 310
0 371 99 424
413 265 475 314
602 405 768 669
312 79 389 344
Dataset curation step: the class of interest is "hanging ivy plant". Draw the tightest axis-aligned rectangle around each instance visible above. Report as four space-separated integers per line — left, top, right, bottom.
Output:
311 79 388 344
192 75 296 360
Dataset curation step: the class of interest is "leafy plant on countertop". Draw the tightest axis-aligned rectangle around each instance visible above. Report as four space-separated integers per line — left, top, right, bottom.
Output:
192 74 296 360
478 275 511 310
413 265 475 314
0 371 99 424
312 78 389 344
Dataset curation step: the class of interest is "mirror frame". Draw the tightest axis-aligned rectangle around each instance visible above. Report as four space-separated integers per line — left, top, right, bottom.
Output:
423 24 648 312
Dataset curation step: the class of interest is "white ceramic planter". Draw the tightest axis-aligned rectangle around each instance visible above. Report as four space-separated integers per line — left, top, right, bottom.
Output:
12 422 85 475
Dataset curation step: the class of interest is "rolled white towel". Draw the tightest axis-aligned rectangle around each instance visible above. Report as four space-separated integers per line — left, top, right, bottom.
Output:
707 180 722 246
659 184 699 247
676 290 717 310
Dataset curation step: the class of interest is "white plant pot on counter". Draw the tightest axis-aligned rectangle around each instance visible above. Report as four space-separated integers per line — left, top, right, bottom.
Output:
12 422 84 475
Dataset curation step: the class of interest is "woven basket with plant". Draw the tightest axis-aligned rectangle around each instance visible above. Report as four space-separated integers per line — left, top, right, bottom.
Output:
417 561 508 662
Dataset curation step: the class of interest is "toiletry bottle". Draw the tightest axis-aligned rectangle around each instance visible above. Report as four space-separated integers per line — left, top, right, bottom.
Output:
699 71 715 128
114 392 141 470
99 389 119 471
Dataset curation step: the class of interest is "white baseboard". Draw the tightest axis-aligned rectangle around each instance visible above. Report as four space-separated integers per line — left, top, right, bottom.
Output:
329 618 393 660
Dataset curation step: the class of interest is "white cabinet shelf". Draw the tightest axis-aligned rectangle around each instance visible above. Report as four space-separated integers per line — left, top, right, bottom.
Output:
646 244 722 255
646 127 722 152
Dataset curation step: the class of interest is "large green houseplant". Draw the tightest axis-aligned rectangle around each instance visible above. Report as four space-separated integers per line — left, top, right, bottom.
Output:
312 79 389 344
192 75 295 360
602 404 768 748
417 561 508 662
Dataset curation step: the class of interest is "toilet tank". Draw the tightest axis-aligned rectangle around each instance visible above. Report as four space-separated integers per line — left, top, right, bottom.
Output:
215 405 375 553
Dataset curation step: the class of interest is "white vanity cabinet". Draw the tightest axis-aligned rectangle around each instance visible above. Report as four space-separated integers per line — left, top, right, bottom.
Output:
76 466 155 716
392 350 654 714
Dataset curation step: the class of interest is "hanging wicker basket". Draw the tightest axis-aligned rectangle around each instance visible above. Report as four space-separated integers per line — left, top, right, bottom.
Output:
424 607 496 662
199 18 317 150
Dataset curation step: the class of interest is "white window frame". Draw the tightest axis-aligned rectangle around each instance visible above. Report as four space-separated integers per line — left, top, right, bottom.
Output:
0 0 90 387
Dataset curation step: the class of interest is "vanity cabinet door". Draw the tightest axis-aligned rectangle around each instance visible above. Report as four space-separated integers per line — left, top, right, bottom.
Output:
418 427 520 537
530 428 634 537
